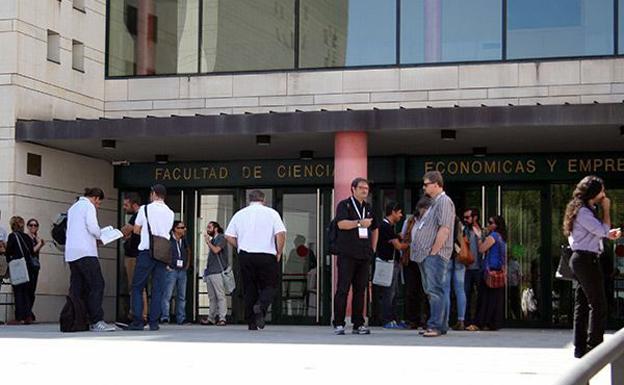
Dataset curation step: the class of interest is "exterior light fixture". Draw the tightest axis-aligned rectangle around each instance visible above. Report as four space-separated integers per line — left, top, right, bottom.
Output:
300 150 314 160
441 130 456 141
155 154 169 164
101 139 116 149
256 135 271 146
473 147 487 157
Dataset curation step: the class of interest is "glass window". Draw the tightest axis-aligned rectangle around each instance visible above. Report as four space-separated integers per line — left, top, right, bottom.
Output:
619 0 624 54
401 0 502 64
201 0 295 72
107 0 199 76
299 0 396 68
507 0 613 60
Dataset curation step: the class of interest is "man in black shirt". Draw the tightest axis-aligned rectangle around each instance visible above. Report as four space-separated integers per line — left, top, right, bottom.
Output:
122 193 146 323
375 202 409 329
333 177 379 335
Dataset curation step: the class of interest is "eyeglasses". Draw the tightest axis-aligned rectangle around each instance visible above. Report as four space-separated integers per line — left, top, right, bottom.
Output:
463 216 471 220
28 223 39 228
423 182 434 187
488 220 495 225
176 226 186 230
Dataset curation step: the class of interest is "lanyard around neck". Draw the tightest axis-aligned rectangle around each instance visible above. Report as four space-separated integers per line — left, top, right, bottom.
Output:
350 196 366 220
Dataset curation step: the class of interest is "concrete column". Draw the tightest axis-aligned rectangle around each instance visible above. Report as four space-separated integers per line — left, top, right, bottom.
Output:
137 0 156 75
332 131 368 324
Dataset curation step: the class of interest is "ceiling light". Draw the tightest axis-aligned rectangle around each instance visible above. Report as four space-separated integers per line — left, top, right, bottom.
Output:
256 135 271 146
441 130 456 141
101 139 116 149
155 154 169 164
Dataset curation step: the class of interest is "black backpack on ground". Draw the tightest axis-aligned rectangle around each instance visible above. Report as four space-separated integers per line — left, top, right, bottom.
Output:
59 294 89 332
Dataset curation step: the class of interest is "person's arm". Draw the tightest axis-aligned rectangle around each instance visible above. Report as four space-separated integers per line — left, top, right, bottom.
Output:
206 238 223 254
85 204 101 240
478 235 495 254
133 206 145 235
576 207 611 238
390 238 409 251
5 233 16 260
275 231 286 262
430 226 450 256
33 237 44 253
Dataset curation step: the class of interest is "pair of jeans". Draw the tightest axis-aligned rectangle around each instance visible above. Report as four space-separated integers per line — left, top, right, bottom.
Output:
570 250 607 358
422 255 450 333
239 251 279 327
69 256 105 324
404 261 428 326
333 256 369 328
131 250 167 328
161 269 188 324
464 268 482 325
375 260 400 324
445 258 466 322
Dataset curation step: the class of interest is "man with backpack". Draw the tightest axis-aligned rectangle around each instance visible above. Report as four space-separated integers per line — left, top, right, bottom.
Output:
64 188 116 332
332 177 378 335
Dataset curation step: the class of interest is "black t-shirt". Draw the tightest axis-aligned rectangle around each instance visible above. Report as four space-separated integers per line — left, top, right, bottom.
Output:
377 219 398 261
335 197 378 260
123 212 140 258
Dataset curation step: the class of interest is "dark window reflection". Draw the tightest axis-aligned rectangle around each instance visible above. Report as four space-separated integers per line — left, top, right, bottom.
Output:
299 0 396 68
401 0 502 64
507 0 613 59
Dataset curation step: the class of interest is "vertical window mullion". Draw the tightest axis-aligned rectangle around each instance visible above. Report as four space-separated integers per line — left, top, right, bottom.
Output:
396 0 401 65
615 0 619 55
198 0 203 73
295 0 300 69
502 0 507 60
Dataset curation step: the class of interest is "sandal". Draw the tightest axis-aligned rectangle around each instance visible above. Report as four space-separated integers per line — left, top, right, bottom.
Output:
465 324 479 332
423 329 442 337
216 320 226 326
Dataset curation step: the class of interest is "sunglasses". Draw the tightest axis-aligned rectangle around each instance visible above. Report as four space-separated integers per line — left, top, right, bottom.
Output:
463 216 472 219
28 223 39 227
488 220 496 225
176 226 186 230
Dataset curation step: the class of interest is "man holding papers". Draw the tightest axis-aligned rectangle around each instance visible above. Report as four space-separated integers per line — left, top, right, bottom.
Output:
65 187 116 332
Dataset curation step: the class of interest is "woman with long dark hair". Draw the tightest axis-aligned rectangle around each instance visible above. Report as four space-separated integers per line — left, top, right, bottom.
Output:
466 215 507 331
5 216 36 324
563 175 620 358
25 218 43 320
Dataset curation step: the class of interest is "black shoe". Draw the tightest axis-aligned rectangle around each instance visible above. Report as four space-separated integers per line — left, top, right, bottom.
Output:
127 322 145 331
160 319 170 324
248 324 258 331
253 304 265 329
149 324 160 331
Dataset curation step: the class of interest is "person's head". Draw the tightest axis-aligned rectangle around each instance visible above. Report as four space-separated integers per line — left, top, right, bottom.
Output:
415 196 432 219
123 192 141 214
486 215 507 241
294 234 306 247
463 208 480 226
9 216 25 233
422 171 444 197
207 221 223 237
84 187 105 209
26 218 39 235
150 184 167 202
563 175 605 236
172 220 186 238
248 189 265 204
385 202 403 224
350 177 370 202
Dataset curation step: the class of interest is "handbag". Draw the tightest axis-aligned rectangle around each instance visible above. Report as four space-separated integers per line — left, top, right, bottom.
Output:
9 234 30 285
144 205 172 265
214 249 236 295
372 257 394 287
555 245 575 281
457 234 475 266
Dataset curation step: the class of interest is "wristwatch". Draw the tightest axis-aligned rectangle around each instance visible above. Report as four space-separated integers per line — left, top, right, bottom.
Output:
357 220 362 227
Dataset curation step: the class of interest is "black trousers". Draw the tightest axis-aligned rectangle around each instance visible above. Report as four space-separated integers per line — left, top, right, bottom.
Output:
239 251 279 327
69 257 105 324
475 284 504 330
404 261 428 326
570 250 607 358
464 268 482 325
12 281 33 321
333 256 369 328
28 268 39 314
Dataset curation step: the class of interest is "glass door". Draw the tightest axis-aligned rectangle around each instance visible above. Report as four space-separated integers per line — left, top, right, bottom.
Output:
193 191 238 322
274 188 328 324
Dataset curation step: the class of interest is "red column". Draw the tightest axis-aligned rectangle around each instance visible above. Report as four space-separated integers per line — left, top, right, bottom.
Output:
333 131 368 323
137 0 156 75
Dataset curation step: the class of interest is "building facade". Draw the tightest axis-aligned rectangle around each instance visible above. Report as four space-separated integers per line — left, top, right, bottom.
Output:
2 0 624 328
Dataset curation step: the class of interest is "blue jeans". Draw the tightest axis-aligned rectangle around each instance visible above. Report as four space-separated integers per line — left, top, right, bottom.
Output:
131 250 167 327
161 269 188 324
422 255 450 333
376 261 401 324
445 258 466 322
464 268 482 324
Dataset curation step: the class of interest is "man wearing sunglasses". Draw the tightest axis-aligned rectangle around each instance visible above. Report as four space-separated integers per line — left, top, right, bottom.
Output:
161 220 191 325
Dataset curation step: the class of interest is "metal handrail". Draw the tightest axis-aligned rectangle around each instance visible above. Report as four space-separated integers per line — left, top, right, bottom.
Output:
554 328 624 385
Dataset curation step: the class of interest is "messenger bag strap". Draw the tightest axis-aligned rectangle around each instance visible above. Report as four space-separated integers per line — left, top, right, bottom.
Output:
144 204 153 252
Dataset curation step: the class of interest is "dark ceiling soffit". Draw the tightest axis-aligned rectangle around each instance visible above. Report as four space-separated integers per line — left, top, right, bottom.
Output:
15 103 624 142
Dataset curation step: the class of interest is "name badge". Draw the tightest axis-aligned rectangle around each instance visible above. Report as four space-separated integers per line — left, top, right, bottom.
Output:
358 227 368 239
176 259 184 268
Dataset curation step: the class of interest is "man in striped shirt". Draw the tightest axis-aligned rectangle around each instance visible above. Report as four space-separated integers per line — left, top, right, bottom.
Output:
413 171 456 337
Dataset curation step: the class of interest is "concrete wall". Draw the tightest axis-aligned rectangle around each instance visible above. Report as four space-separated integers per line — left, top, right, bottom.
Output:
0 0 114 323
104 58 624 117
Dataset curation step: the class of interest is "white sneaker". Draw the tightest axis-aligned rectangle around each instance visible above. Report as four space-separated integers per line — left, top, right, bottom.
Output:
334 325 345 335
90 321 116 332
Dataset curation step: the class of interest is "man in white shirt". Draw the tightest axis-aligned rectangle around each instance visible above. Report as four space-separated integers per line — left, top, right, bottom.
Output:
65 188 116 332
128 184 174 331
225 190 286 330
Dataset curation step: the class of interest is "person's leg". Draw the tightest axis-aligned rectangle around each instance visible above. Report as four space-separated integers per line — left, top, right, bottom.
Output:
255 253 279 315
149 261 167 328
351 258 370 329
160 269 175 322
28 268 38 317
12 284 29 321
131 251 153 327
444 259 453 328
124 257 136 319
175 270 188 324
209 273 228 322
78 257 105 324
422 255 449 334
454 262 466 323
491 287 505 330
239 252 258 327
571 252 606 354
404 261 419 325
333 256 355 327
205 275 219 323
464 269 476 324
388 261 401 323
